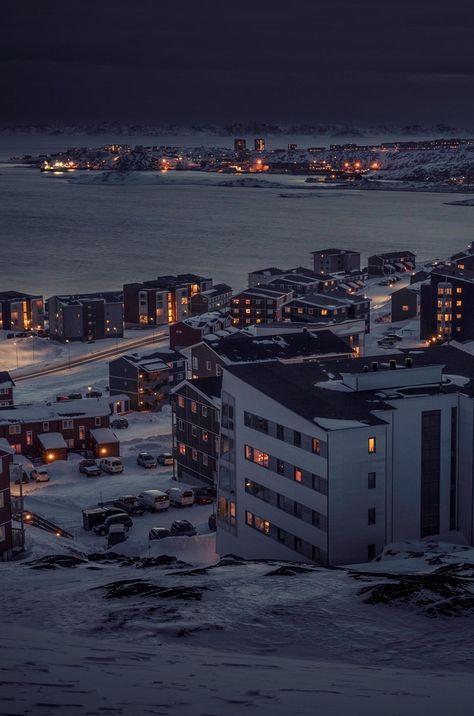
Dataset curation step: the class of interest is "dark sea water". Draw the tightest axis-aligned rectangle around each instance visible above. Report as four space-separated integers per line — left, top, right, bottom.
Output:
0 134 473 297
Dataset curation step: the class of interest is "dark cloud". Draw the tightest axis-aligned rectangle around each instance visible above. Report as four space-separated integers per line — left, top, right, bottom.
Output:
1 0 474 125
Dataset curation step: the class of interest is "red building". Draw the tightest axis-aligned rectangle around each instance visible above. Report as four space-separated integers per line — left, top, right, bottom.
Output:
0 372 14 409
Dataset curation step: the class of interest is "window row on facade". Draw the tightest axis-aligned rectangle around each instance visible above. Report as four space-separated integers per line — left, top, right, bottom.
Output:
244 444 328 495
245 478 328 532
245 510 327 565
244 410 325 455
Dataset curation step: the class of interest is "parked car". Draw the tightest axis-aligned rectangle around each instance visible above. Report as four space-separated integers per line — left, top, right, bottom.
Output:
166 487 194 507
15 332 28 338
82 506 126 531
99 457 123 474
157 452 173 465
111 417 128 429
6 332 14 339
149 527 171 541
170 519 197 537
138 490 170 512
56 394 70 402
79 459 101 477
137 452 158 469
107 523 128 547
194 486 216 505
113 495 145 515
208 513 216 532
86 390 102 398
93 512 133 536
30 467 49 483
68 393 82 400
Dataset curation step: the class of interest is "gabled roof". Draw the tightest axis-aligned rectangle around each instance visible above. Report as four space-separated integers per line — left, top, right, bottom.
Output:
0 371 14 388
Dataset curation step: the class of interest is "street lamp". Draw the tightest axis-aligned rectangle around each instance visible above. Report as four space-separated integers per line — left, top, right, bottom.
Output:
65 339 71 369
13 342 18 370
30 333 35 362
113 327 118 352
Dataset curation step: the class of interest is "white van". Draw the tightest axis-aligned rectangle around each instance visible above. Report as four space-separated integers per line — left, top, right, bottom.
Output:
166 487 194 507
138 490 170 512
99 457 124 474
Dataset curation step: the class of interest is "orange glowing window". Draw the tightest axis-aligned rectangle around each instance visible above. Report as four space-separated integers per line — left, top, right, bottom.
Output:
368 437 376 454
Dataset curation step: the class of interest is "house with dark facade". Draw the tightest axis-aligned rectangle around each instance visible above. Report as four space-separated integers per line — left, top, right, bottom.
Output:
109 350 187 410
123 274 212 327
0 397 121 461
311 248 360 275
0 291 44 331
420 263 474 342
189 284 233 315
367 251 416 276
230 287 293 328
172 376 222 485
391 285 422 323
248 267 285 288
0 372 15 409
282 293 371 332
169 311 236 350
0 443 14 561
190 329 354 379
48 292 123 342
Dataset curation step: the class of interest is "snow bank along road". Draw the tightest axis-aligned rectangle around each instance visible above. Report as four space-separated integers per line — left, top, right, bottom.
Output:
11 329 168 382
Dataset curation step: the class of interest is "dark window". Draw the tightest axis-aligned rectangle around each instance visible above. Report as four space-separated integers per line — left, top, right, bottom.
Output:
368 508 376 525
276 424 284 440
277 459 285 475
450 407 457 531
368 472 376 489
293 431 301 447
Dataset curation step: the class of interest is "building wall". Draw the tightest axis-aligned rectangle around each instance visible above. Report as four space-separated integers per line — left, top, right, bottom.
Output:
313 252 360 275
391 287 419 322
0 450 13 559
191 344 225 379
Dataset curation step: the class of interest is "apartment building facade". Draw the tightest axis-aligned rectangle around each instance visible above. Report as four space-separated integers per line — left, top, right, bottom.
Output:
282 293 371 333
0 291 44 331
216 346 474 566
311 248 360 275
189 283 232 315
172 377 222 485
367 251 416 276
420 264 474 342
109 350 187 410
123 274 212 327
169 311 234 350
48 292 123 342
230 287 293 328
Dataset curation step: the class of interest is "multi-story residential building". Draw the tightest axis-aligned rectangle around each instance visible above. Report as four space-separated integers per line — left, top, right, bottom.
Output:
0 372 15 409
420 263 474 341
230 287 293 328
282 293 371 332
172 377 222 485
48 292 123 342
391 284 422 322
248 267 285 288
254 137 265 151
0 443 14 561
234 138 247 152
265 271 338 296
190 329 354 379
311 248 360 275
0 396 123 461
109 350 187 410
367 251 416 276
189 284 233 315
123 274 212 327
170 311 236 350
0 291 44 331
217 345 474 566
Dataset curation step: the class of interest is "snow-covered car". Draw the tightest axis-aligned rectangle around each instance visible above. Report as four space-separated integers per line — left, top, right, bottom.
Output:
110 418 128 429
157 452 173 466
30 467 50 482
137 452 158 469
149 527 171 541
113 495 145 515
93 513 133 536
170 520 197 537
166 487 194 507
99 457 123 474
107 524 128 547
194 486 216 505
79 459 101 477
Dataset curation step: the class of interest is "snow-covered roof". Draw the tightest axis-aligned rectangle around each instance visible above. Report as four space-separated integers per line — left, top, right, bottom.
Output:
0 438 15 454
38 432 68 450
0 397 112 425
90 428 119 444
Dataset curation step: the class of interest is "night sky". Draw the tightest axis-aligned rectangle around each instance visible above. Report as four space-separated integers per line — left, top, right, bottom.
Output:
2 0 474 126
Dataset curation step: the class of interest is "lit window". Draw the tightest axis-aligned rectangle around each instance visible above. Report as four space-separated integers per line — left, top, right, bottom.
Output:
192 449 198 461
202 431 209 442
456 287 463 294
320 309 328 316
294 468 302 482
245 444 253 460
456 301 462 307
402 305 409 312
191 401 197 413
456 313 462 319
368 437 376 454
312 438 321 454
177 395 185 408
179 443 186 455
245 309 251 314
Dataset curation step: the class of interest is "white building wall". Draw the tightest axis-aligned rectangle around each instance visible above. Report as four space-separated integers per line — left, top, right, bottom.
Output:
457 394 474 545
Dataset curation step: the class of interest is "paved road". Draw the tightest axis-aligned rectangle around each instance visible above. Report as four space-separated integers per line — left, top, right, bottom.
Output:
12 329 169 382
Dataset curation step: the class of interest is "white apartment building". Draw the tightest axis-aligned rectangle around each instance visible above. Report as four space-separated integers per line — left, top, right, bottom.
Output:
216 345 474 565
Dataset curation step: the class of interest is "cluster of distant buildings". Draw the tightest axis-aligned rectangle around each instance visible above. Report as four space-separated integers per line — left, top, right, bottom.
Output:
5 240 474 567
